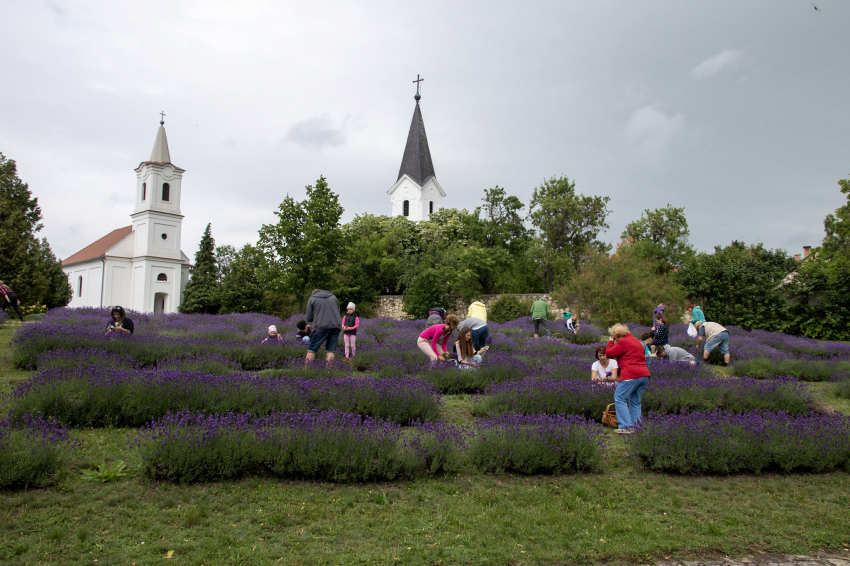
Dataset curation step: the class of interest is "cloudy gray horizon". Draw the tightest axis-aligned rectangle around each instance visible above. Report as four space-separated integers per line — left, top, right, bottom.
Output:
2 0 848 263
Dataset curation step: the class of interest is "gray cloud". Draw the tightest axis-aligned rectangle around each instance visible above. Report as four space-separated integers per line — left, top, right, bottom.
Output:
623 107 686 167
690 49 743 78
285 114 352 150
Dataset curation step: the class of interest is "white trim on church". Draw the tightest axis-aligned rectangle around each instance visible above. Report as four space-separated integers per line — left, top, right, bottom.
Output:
61 123 191 313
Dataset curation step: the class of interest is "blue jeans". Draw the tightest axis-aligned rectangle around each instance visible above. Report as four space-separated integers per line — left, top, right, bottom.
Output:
704 331 730 355
471 325 489 351
614 376 649 429
308 328 340 354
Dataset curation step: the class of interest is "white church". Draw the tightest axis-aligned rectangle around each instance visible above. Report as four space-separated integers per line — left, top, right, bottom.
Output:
62 120 191 313
388 87 446 221
60 83 444 313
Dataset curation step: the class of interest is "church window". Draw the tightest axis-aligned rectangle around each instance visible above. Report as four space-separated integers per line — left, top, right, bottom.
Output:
429 201 433 214
142 182 146 201
77 276 83 297
403 200 409 217
161 233 168 241
162 183 170 202
157 273 168 282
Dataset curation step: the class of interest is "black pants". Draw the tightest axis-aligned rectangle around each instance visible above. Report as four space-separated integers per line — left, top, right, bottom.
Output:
2 292 24 321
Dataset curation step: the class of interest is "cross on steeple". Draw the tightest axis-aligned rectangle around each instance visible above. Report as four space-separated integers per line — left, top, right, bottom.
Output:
413 74 423 102
159 111 166 126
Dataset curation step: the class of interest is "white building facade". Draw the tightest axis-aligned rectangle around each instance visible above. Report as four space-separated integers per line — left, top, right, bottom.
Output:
62 122 191 313
387 92 445 221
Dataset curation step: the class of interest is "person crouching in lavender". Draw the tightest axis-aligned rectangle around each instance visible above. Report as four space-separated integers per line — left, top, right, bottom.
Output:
606 324 650 434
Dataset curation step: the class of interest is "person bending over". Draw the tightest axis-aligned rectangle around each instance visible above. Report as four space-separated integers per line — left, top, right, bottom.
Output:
0 281 24 322
106 306 134 335
417 314 459 362
658 344 697 365
606 324 651 434
695 321 731 366
530 298 550 338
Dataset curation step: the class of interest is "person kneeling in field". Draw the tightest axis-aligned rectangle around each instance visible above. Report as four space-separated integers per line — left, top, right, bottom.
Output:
455 326 484 369
657 344 697 365
695 321 731 366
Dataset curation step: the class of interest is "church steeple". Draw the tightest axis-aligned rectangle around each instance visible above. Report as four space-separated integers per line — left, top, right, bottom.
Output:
149 112 171 163
397 95 436 186
387 77 445 221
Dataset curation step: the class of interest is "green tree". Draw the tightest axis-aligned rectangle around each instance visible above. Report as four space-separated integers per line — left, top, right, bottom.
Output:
822 177 850 256
528 176 611 292
180 224 221 314
35 238 72 309
343 214 421 295
784 176 850 339
676 241 796 331
258 176 344 310
216 244 237 282
620 205 694 273
0 153 68 308
219 244 265 314
555 252 687 327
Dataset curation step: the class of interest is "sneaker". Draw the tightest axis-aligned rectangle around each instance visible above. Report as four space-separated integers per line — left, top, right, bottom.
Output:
613 428 634 435
343 357 349 362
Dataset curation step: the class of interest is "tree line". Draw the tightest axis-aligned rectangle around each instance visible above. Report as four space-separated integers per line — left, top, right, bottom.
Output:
3 147 850 339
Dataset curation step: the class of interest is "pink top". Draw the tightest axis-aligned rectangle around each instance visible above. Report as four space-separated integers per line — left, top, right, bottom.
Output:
419 324 451 356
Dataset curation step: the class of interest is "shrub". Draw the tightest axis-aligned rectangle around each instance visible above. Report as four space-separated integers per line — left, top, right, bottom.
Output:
627 410 850 474
832 373 850 400
474 375 811 421
488 295 534 324
734 357 849 382
134 411 465 483
418 352 534 394
468 414 606 474
0 413 77 489
11 368 441 426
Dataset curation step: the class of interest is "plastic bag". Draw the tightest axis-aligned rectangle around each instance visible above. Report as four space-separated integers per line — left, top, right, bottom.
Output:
687 322 697 337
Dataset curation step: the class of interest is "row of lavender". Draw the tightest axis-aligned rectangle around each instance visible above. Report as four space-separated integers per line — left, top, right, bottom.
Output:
12 309 850 381
9 349 815 428
6 409 850 488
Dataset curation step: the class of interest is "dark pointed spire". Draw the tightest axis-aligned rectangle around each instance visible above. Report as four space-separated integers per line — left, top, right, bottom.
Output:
397 102 435 185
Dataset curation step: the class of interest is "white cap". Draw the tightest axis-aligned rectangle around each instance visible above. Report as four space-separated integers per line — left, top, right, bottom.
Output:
347 302 355 310
268 325 277 332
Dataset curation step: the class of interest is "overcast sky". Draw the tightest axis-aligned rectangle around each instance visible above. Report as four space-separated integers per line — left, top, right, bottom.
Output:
2 0 849 261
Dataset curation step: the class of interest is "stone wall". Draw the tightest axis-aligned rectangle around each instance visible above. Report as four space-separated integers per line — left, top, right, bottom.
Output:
372 293 571 320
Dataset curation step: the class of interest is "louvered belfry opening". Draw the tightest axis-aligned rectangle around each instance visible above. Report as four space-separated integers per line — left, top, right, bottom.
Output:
162 183 170 201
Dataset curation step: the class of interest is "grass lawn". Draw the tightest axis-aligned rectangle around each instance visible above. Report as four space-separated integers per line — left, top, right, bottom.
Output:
1 323 849 565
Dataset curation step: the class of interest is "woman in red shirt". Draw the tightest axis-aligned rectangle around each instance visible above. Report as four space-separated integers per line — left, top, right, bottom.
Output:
605 323 650 434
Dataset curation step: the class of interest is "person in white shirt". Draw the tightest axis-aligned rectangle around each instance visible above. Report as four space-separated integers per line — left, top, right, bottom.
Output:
591 345 618 382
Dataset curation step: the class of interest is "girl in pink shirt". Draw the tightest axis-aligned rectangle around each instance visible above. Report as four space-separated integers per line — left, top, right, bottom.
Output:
417 315 460 361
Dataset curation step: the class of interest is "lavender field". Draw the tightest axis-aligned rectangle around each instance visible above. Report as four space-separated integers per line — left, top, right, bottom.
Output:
2 309 850 564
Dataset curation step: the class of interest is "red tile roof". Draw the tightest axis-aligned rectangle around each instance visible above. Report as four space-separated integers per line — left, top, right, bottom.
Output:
61 226 133 266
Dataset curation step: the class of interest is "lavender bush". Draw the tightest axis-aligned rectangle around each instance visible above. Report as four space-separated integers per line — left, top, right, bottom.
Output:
134 410 465 483
474 375 811 421
832 372 850 400
469 413 606 474
11 368 442 426
0 413 78 489
627 410 850 474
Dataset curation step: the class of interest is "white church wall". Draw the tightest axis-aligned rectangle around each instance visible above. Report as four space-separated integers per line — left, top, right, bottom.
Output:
108 233 134 258
103 260 131 308
64 260 103 308
131 264 146 312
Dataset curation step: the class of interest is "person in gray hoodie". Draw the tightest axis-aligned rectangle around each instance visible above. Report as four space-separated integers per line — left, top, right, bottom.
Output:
305 289 342 362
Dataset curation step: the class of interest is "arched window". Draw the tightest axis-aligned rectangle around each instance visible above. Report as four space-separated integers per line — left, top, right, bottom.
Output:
157 273 168 282
77 276 83 297
162 183 170 202
142 182 146 201
429 201 433 214
403 200 409 217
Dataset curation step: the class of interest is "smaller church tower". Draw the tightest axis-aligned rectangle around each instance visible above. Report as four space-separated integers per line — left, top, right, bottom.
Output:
387 76 445 221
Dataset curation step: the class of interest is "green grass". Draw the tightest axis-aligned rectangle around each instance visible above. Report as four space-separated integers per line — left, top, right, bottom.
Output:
1 323 850 565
